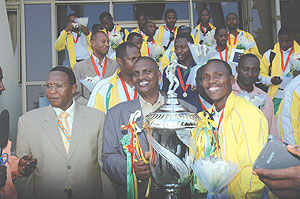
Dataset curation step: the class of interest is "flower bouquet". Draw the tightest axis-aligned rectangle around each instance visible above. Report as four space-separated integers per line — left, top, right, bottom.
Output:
236 34 255 51
149 43 164 62
109 32 122 49
202 30 216 46
287 53 300 76
192 157 239 199
75 17 88 27
186 43 215 86
238 91 266 110
80 75 101 92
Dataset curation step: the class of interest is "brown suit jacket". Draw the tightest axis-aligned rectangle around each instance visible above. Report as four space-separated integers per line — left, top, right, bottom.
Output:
73 56 119 105
15 103 105 199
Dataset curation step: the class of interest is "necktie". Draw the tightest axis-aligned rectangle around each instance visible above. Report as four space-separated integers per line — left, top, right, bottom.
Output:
59 112 71 154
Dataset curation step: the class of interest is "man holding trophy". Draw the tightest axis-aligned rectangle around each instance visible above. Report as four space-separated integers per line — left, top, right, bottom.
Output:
102 57 196 198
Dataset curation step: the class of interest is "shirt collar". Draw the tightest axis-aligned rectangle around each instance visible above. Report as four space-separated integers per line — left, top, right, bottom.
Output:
92 53 105 66
53 99 75 119
139 92 164 109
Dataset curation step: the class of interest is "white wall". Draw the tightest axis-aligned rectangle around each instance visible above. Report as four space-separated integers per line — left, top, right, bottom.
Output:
0 0 22 150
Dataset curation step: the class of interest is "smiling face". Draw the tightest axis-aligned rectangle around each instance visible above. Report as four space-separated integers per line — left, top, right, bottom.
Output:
198 60 235 110
132 58 161 98
91 32 109 57
174 37 192 63
46 71 77 111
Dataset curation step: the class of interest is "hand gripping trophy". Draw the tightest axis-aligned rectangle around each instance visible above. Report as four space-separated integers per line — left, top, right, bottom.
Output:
144 63 200 199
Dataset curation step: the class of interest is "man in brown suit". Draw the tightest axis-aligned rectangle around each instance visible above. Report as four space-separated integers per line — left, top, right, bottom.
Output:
16 66 105 199
73 31 119 105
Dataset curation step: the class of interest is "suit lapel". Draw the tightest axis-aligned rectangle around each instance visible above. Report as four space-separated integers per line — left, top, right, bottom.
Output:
67 104 87 162
43 106 67 158
105 59 114 78
87 57 97 75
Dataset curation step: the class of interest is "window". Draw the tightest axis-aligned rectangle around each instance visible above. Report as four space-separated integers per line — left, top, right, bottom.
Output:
25 4 52 82
192 1 241 29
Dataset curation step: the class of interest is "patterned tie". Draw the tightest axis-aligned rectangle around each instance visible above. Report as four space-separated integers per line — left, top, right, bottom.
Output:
59 112 71 154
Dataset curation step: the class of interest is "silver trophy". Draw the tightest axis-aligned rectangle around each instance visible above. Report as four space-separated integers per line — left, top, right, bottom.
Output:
144 62 200 199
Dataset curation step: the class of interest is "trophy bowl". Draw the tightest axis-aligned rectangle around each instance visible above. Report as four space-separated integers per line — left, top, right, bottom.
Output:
144 96 200 199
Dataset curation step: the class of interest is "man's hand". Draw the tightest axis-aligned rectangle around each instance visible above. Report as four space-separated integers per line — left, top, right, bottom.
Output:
18 155 37 177
65 24 73 32
133 151 151 181
0 165 7 187
271 76 282 85
253 145 300 199
80 25 89 35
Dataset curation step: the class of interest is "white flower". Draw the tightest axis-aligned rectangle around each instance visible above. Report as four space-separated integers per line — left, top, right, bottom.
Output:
75 17 88 27
239 92 266 109
186 43 216 86
149 43 164 61
291 53 300 71
236 35 256 50
109 32 122 49
202 30 215 46
192 157 239 194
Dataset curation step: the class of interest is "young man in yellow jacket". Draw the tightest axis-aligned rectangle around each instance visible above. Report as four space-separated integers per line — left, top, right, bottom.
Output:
54 13 92 69
87 42 140 113
197 59 268 198
99 12 130 59
131 14 147 41
276 69 300 145
260 27 300 113
155 9 179 51
226 13 261 61
192 8 216 45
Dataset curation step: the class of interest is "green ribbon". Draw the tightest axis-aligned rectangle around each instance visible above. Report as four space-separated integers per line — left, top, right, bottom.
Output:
120 134 135 199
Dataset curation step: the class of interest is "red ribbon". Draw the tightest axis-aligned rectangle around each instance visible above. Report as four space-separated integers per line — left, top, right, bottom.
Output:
177 67 189 94
118 74 138 101
228 31 238 46
72 33 79 44
91 55 107 78
217 47 228 62
280 46 294 72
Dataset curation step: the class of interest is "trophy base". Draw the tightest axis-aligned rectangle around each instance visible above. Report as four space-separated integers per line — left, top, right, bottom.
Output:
164 188 180 199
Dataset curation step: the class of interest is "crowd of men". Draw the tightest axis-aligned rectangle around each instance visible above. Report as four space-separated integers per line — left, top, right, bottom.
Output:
0 7 299 199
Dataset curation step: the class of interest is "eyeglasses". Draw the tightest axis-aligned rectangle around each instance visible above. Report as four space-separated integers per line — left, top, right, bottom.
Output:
43 83 69 91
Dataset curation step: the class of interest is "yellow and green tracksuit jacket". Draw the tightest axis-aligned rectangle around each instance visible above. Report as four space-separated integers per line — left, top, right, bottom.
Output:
54 30 92 69
201 92 268 198
260 41 300 99
276 74 300 146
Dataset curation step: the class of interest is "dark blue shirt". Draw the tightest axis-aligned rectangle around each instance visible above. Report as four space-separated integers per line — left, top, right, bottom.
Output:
161 61 204 112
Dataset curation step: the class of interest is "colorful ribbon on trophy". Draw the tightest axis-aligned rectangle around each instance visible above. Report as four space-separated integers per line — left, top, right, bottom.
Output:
191 111 219 160
120 110 151 199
